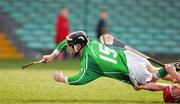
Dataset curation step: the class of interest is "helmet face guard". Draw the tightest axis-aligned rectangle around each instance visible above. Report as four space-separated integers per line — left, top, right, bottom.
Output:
66 31 88 57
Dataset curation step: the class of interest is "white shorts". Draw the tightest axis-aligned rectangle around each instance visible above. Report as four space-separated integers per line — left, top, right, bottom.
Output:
124 50 152 86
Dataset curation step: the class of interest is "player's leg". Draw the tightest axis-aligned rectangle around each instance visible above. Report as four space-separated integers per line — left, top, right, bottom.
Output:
124 50 153 86
124 50 176 88
150 62 180 82
125 50 179 83
130 52 178 83
149 64 180 83
146 62 177 82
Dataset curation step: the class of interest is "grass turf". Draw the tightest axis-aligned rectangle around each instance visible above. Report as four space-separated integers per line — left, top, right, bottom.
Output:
0 59 165 104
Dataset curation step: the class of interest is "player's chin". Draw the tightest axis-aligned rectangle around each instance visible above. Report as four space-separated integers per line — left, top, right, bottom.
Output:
69 52 76 57
163 85 180 103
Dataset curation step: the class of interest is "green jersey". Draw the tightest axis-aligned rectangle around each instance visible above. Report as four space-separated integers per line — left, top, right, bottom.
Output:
55 39 133 85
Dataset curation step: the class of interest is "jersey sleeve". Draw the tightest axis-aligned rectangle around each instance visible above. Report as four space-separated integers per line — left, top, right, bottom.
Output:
66 52 102 85
53 39 67 55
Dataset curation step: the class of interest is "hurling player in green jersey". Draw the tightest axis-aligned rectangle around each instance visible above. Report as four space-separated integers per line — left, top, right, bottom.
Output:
41 31 180 93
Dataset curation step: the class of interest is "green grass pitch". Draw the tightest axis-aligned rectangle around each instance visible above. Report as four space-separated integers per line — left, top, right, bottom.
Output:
0 59 166 104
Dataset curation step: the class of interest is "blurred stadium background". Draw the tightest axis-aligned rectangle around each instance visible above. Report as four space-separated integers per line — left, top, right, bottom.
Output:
0 0 180 59
0 0 180 103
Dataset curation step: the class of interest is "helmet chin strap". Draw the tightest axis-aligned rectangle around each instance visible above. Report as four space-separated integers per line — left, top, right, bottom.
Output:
74 45 78 52
73 44 83 57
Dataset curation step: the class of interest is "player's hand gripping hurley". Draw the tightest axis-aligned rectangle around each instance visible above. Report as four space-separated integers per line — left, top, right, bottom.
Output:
100 34 180 71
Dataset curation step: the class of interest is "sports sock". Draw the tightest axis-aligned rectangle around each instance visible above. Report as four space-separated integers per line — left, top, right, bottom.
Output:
156 67 168 78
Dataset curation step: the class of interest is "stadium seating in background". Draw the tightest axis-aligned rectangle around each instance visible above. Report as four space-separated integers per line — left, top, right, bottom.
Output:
0 32 23 59
86 0 180 54
0 0 179 55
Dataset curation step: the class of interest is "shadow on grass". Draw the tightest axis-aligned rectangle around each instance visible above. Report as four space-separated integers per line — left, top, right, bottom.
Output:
22 99 162 103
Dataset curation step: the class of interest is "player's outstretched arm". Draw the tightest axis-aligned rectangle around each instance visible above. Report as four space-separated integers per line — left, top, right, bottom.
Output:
52 67 101 85
135 82 169 91
41 40 67 63
53 69 101 85
52 70 100 85
41 53 56 63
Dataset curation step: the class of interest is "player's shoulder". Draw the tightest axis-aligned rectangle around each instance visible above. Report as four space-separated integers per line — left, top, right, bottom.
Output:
85 39 99 49
83 39 100 57
87 39 100 48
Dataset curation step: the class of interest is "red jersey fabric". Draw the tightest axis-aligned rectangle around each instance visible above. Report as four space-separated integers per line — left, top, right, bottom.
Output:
163 86 174 102
55 15 70 44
